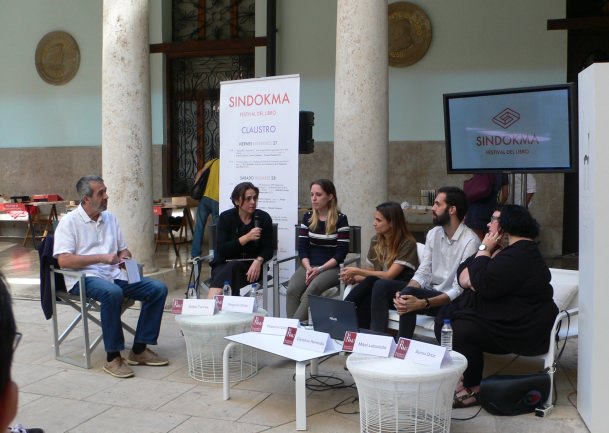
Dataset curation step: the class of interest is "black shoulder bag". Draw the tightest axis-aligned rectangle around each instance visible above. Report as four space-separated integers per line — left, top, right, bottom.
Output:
190 159 216 200
479 311 571 416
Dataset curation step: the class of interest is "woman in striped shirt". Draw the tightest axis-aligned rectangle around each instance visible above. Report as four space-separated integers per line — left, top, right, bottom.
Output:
286 179 350 321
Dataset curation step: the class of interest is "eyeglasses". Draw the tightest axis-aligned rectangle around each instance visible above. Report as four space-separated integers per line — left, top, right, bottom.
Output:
13 332 22 352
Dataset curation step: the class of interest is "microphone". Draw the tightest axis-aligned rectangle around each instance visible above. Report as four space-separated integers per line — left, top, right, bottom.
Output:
253 211 261 247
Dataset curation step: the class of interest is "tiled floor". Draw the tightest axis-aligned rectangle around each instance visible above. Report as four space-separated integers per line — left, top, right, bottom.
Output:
1 239 589 432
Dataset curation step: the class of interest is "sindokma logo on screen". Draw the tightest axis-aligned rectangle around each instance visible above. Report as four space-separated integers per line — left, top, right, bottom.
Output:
476 108 538 149
492 108 521 129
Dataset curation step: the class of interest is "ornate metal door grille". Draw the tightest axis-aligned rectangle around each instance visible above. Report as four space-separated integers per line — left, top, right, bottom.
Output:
168 0 255 195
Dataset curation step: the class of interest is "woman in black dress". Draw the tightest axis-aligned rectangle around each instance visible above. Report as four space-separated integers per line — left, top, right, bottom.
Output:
443 205 558 408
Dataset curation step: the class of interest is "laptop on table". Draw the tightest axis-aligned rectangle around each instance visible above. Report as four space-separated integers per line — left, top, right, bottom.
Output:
308 295 389 341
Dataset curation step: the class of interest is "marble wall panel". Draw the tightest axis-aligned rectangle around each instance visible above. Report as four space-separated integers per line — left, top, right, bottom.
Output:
297 144 333 207
0 146 166 202
0 142 564 257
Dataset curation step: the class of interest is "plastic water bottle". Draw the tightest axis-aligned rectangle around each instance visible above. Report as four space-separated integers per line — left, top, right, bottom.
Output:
250 282 259 309
222 280 232 296
441 319 453 351
249 282 259 297
307 307 314 329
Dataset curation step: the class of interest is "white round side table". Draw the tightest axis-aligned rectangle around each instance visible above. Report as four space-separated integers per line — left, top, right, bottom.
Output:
347 351 467 433
176 308 267 383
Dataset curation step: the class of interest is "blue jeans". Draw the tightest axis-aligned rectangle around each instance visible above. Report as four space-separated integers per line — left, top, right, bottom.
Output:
70 277 168 353
191 196 219 258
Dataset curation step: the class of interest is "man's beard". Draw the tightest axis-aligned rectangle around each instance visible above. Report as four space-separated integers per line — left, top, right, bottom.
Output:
433 208 450 226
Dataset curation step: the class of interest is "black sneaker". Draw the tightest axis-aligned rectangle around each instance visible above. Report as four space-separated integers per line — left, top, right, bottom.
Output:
10 425 44 433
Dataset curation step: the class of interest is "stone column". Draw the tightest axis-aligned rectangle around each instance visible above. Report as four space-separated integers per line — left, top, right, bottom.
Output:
102 0 156 271
334 0 388 254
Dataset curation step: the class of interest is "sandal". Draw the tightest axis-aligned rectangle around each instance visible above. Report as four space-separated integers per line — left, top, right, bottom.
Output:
453 387 480 409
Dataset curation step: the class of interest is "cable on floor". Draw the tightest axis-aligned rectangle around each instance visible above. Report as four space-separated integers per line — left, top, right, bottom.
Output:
333 395 360 415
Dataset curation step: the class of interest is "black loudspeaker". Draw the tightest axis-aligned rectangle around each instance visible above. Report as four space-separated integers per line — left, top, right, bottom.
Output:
299 111 314 154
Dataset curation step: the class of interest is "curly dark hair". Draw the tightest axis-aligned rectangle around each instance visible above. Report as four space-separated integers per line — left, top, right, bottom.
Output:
497 204 540 238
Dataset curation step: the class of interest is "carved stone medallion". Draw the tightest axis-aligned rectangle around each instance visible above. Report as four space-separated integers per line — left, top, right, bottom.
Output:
35 31 80 85
388 2 432 67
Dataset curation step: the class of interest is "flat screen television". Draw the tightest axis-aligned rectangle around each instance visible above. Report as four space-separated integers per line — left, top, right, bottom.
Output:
443 83 576 173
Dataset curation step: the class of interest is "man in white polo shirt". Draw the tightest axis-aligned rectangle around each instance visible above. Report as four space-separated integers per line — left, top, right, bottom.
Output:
54 175 168 378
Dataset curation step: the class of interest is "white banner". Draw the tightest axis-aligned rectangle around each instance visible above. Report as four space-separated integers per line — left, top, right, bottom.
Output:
219 75 300 315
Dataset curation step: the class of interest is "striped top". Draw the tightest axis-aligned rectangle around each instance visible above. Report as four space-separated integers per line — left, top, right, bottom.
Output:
298 211 350 266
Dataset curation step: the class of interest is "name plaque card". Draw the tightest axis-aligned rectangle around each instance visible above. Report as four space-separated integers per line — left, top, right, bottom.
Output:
250 316 300 335
283 327 332 352
216 295 256 313
393 337 452 368
341 331 396 357
250 315 265 332
171 298 183 314
178 298 217 316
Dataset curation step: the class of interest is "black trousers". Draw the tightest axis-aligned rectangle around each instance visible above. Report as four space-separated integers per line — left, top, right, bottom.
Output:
450 318 510 387
369 279 443 338
343 276 380 329
210 261 260 295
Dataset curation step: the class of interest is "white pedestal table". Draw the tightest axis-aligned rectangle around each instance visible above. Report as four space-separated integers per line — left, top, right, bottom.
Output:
223 332 342 431
175 309 266 383
347 352 467 433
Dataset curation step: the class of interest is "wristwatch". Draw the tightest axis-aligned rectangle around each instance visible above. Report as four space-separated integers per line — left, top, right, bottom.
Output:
478 244 487 251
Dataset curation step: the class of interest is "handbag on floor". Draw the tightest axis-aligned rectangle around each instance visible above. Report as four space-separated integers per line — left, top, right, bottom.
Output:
479 371 550 415
480 310 572 416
